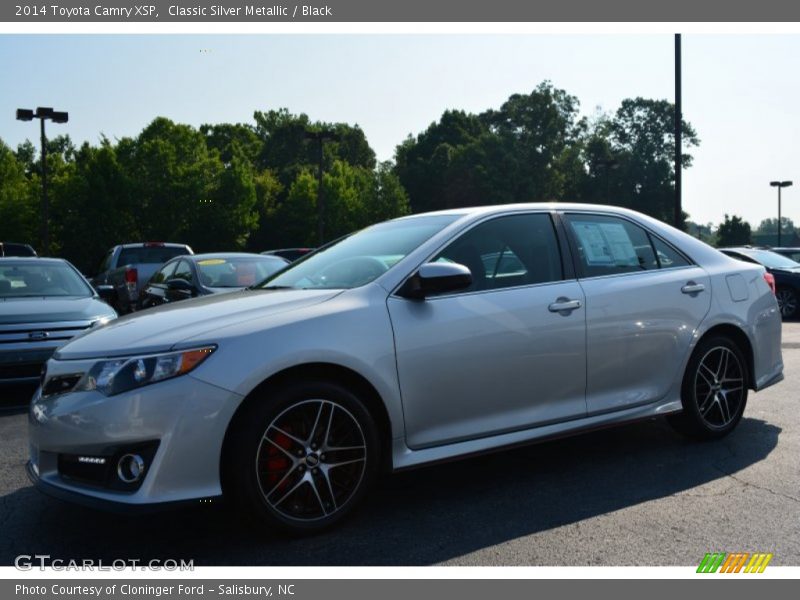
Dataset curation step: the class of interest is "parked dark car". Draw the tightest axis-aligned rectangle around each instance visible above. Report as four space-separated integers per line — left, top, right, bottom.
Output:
261 247 315 262
768 247 800 263
90 242 193 314
0 242 37 257
719 246 800 318
138 253 289 309
0 257 116 391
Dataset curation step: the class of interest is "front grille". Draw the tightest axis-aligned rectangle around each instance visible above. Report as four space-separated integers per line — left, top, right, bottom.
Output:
0 362 44 380
0 321 93 345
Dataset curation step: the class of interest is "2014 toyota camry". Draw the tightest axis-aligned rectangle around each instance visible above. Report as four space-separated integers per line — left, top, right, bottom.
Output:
28 204 784 533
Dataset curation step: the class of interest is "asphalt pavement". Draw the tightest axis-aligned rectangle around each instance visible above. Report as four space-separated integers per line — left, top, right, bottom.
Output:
0 325 798 566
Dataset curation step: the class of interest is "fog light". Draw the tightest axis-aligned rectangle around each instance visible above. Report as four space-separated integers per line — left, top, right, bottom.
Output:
117 454 145 483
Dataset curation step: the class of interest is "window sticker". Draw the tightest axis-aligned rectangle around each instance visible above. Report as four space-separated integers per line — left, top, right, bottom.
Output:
573 221 636 266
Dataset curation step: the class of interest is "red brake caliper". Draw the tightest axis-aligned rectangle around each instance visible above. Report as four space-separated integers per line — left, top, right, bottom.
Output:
266 430 293 490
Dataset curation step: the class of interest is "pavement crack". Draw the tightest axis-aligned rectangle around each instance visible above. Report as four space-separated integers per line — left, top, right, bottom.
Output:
712 465 800 504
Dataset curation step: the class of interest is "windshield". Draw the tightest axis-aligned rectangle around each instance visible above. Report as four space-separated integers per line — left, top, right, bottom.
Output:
198 256 287 288
740 249 800 269
258 215 460 290
0 261 93 298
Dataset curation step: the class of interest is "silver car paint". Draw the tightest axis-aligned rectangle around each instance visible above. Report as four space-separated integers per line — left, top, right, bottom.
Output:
387 279 587 449
29 203 784 506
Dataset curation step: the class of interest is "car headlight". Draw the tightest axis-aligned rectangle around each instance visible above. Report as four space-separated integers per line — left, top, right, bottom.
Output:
91 316 114 328
73 346 216 396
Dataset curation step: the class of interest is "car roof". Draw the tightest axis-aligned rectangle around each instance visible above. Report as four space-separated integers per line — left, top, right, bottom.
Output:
390 202 683 222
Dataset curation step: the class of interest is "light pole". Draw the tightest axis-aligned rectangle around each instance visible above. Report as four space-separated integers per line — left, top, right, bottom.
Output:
16 107 69 255
304 129 339 245
769 180 793 247
674 33 682 229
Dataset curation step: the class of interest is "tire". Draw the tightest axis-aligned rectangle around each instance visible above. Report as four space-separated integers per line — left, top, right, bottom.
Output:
776 287 798 320
668 335 749 440
223 380 380 535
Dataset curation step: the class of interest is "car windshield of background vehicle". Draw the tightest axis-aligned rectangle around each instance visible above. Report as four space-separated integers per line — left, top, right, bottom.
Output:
199 257 287 288
0 261 93 298
118 246 189 265
744 249 800 270
258 215 461 290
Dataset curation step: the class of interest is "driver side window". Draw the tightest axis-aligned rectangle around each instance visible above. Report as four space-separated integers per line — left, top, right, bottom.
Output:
434 213 564 294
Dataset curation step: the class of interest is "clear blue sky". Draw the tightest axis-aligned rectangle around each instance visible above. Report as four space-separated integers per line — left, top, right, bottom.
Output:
1 34 799 227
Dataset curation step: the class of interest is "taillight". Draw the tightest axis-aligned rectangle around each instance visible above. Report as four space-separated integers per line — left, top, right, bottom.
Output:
125 267 138 300
763 272 776 295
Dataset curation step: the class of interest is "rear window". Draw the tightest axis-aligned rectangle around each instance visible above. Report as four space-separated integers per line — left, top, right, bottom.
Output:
118 246 190 266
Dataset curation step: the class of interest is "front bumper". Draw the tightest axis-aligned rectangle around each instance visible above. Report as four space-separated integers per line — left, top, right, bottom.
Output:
29 366 243 508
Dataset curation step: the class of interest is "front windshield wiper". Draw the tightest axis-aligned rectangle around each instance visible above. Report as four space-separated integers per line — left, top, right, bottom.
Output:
256 285 296 290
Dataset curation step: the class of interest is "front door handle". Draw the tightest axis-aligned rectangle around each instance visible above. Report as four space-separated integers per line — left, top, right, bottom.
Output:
548 298 582 314
681 282 705 295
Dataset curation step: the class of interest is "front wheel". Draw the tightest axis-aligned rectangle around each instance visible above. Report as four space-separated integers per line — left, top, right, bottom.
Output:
224 381 380 534
668 336 749 440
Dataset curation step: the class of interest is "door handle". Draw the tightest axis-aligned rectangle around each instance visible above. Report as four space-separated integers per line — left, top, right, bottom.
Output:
548 298 582 314
681 282 705 295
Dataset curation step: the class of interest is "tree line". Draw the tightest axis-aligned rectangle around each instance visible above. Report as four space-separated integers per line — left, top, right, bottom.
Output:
1 81 703 274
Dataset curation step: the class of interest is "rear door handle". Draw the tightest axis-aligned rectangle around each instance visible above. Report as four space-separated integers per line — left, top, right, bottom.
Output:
681 282 705 295
548 298 582 314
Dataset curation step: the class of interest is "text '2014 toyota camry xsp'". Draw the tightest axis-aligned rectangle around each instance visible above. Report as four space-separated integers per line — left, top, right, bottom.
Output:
28 204 784 533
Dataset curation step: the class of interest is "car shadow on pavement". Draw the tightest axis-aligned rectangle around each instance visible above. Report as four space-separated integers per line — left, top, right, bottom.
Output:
0 415 781 566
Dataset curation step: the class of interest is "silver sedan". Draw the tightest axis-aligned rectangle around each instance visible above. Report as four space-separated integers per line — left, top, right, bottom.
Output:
28 204 784 533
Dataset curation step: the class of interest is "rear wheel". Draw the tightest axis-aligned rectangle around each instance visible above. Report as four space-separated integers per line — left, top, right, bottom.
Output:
668 335 748 440
776 287 798 319
224 381 380 534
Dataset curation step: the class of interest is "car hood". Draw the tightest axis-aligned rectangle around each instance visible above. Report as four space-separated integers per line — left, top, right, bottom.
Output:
0 296 114 325
54 288 342 360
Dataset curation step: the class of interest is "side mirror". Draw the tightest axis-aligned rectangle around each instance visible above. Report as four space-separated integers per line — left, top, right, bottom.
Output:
397 262 472 300
94 285 116 304
166 278 195 297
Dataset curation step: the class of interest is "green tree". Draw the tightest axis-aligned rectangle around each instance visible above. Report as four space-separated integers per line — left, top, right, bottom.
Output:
716 214 752 247
0 140 38 246
602 98 699 224
50 140 138 273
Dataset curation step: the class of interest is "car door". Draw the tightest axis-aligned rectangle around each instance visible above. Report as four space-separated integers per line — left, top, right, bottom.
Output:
563 212 712 415
387 212 587 450
140 260 178 308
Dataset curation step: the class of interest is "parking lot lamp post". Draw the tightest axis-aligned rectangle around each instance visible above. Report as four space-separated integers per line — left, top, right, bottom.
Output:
15 107 69 255
770 180 793 246
304 129 339 245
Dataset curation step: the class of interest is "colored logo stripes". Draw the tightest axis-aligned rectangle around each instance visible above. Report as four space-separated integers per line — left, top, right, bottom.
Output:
697 552 773 573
